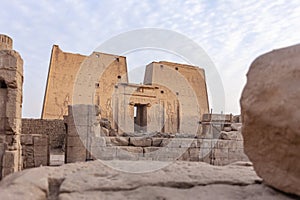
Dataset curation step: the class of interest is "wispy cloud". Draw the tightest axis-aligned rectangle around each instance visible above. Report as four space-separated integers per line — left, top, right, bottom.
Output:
0 0 299 117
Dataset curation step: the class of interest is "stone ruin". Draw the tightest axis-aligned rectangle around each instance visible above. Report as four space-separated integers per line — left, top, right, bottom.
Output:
0 35 23 178
0 35 299 199
0 34 248 179
64 105 247 165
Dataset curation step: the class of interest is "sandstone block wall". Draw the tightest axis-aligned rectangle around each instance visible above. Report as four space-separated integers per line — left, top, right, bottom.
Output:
42 45 86 119
21 119 66 168
114 83 179 134
65 134 247 165
21 134 49 168
42 46 128 121
0 34 23 179
42 47 210 137
144 61 209 123
64 105 97 163
0 35 13 50
22 119 66 149
64 105 247 165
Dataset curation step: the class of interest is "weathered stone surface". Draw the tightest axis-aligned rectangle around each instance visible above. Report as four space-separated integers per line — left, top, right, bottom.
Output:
144 147 189 161
65 146 86 163
188 147 200 161
198 139 212 148
152 138 163 146
202 114 232 122
66 136 85 147
2 151 18 168
20 134 33 145
130 137 152 147
233 115 242 123
110 137 129 146
0 35 23 178
101 127 110 136
0 160 296 200
220 131 238 140
116 146 143 160
161 138 196 148
231 123 242 131
22 119 66 149
241 44 300 196
91 147 117 160
0 35 13 50
143 147 160 153
220 130 243 141
223 126 232 132
34 156 48 167
21 134 49 169
33 135 48 146
99 118 111 130
43 45 209 135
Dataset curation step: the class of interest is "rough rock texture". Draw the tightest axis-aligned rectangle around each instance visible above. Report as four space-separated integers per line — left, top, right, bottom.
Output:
0 35 23 178
241 44 300 196
0 160 297 200
21 134 49 169
22 119 66 149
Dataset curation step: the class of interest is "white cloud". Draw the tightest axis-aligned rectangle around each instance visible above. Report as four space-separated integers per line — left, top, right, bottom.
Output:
0 0 299 117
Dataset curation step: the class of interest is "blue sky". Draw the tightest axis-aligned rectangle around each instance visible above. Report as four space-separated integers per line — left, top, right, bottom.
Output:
1 0 299 118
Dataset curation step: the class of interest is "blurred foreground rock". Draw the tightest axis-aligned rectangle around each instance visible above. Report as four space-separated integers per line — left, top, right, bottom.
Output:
0 160 297 200
241 44 300 196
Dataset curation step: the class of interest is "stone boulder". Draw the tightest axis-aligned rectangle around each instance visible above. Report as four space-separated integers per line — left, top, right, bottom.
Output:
241 44 300 196
0 160 295 200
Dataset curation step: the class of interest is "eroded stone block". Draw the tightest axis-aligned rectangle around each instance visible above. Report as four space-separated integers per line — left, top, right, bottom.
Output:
116 146 143 160
129 137 152 147
2 150 18 168
33 136 48 146
20 134 32 145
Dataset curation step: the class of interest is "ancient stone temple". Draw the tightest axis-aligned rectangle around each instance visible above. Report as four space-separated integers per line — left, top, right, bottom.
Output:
41 46 128 120
0 35 248 177
38 45 248 166
0 34 23 178
0 33 298 200
42 45 209 135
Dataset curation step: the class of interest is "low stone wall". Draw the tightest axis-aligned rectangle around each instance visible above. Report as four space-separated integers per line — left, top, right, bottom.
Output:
65 130 248 165
95 134 247 165
64 105 247 165
21 134 49 168
22 119 66 150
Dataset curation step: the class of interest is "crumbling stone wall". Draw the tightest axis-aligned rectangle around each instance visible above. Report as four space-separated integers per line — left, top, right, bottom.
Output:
64 105 98 163
65 134 247 165
0 34 23 179
20 119 66 168
64 105 248 165
21 134 49 168
21 119 66 169
22 119 66 149
199 114 247 165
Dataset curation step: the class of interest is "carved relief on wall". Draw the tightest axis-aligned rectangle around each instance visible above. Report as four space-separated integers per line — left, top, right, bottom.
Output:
54 94 70 119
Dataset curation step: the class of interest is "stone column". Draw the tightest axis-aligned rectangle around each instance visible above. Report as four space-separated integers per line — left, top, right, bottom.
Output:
0 34 23 179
